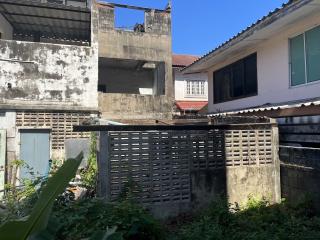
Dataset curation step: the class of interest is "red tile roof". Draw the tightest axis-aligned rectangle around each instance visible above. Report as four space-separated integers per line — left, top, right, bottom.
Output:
176 101 208 111
172 54 199 67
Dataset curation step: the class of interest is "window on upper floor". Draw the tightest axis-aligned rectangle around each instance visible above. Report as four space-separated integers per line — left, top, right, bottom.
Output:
290 25 320 87
185 80 206 97
213 53 257 104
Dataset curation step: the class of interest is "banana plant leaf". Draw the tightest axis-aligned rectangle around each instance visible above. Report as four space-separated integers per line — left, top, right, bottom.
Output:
0 153 83 240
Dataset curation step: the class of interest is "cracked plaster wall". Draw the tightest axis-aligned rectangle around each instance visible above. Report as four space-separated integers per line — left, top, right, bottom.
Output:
0 39 98 110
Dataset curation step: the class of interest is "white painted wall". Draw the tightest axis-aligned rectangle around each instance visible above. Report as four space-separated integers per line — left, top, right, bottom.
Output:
208 12 320 113
174 68 208 101
0 13 13 40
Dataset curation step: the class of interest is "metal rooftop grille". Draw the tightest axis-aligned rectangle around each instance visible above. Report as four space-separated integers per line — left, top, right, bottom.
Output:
0 0 91 42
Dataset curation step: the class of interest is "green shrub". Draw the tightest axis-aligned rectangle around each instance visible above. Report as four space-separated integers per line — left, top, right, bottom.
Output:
0 161 48 223
80 132 98 192
0 155 83 240
52 199 165 240
170 198 320 240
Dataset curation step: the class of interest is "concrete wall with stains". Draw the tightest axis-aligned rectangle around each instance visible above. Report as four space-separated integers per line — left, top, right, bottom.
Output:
0 13 13 40
98 93 173 120
0 2 99 185
0 40 98 110
96 4 173 119
145 10 171 35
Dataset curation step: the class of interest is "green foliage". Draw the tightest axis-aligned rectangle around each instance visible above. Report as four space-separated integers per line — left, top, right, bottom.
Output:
51 199 165 240
80 132 98 190
2 182 320 240
49 158 63 174
169 198 320 240
0 160 48 223
0 154 83 240
242 194 270 211
2 150 320 240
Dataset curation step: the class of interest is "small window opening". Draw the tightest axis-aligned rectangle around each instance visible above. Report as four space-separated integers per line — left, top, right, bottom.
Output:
115 7 145 32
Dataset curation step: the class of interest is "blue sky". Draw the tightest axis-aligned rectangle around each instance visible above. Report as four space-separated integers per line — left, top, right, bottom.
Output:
105 0 288 56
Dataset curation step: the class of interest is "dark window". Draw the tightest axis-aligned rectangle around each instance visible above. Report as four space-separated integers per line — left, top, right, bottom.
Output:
213 53 257 103
98 85 107 93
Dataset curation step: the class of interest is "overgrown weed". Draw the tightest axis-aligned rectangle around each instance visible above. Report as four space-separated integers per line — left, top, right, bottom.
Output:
169 197 320 240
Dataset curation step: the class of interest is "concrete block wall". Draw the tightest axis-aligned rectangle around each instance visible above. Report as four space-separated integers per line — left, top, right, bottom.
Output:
192 125 281 210
96 121 281 218
0 109 95 185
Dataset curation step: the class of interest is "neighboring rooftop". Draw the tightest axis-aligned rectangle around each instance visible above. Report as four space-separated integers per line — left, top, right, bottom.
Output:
172 54 199 68
183 0 316 73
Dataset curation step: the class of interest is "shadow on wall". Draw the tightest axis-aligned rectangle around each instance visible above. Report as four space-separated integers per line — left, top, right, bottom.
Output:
280 146 320 212
90 120 280 218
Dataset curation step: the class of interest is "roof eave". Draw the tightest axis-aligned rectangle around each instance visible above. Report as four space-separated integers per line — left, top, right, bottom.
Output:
182 0 313 74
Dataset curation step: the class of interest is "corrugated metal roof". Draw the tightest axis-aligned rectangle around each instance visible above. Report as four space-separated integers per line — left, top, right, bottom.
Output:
0 0 91 41
183 0 313 73
209 97 320 116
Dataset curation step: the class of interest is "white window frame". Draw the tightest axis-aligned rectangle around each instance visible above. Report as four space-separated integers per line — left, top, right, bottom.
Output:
289 25 320 88
184 80 207 98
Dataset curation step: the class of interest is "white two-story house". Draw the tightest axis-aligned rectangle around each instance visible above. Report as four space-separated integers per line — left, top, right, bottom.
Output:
173 54 208 115
183 0 320 119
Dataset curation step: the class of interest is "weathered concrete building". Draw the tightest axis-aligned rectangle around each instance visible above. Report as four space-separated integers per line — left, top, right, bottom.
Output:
0 0 173 185
96 2 173 120
0 0 98 183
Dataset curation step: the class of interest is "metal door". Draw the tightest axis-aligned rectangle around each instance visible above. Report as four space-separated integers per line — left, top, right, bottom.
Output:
0 130 6 196
20 130 50 179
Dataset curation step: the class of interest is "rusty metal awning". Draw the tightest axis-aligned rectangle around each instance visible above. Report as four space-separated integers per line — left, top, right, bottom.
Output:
0 0 91 41
175 101 208 112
